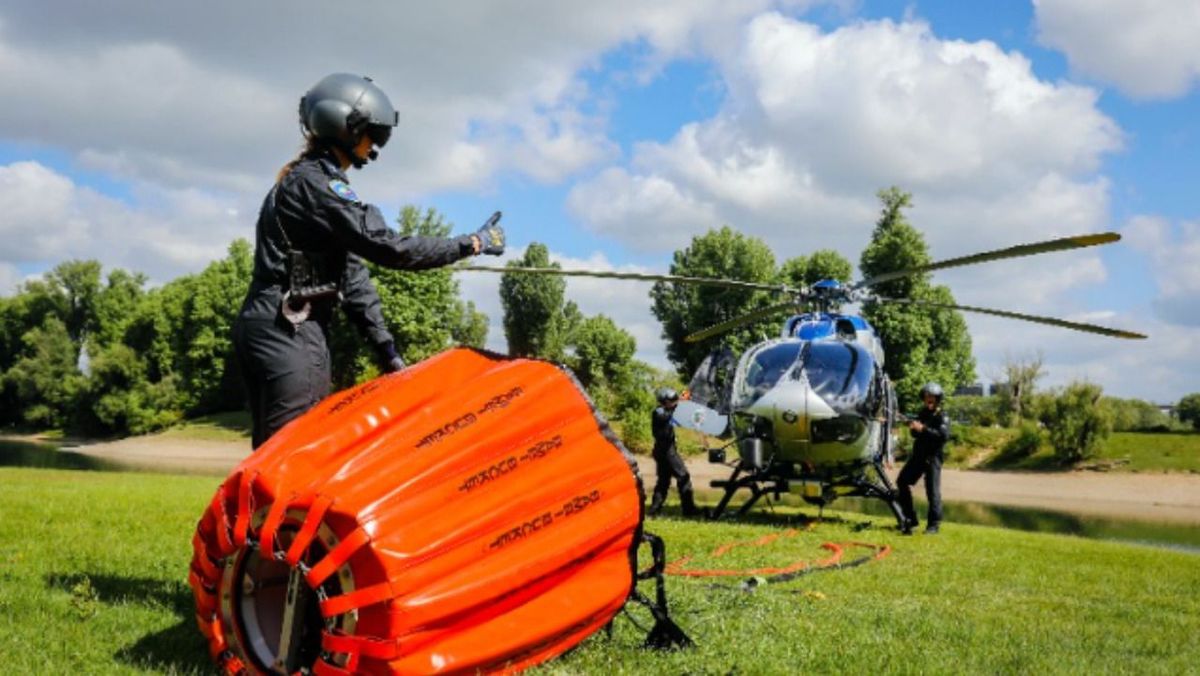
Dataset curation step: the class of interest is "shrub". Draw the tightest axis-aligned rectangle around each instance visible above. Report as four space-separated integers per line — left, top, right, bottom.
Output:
998 422 1042 461
1046 382 1112 464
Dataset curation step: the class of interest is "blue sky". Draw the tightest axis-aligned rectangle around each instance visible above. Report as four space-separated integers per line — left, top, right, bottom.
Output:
0 0 1196 401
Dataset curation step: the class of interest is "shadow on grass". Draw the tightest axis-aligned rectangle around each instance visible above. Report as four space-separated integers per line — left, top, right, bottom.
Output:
46 572 211 674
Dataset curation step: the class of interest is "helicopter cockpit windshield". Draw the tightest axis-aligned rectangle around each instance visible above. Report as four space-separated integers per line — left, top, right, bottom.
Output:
732 341 803 408
798 341 876 415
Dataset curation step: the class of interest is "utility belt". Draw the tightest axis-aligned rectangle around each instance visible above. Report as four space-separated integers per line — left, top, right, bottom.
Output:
281 249 342 327
268 185 343 327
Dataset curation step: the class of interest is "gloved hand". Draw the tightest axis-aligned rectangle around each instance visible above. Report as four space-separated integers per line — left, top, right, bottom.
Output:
377 341 406 373
475 211 505 256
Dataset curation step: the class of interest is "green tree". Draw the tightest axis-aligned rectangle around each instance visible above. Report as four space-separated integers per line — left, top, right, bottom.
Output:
568 314 636 392
47 260 103 345
328 206 490 386
859 187 976 408
1177 393 1200 431
500 242 570 360
125 239 252 414
997 351 1045 424
1102 397 1172 432
651 226 780 378
451 301 489 349
3 317 86 428
91 269 148 349
780 249 853 288
1047 382 1111 463
79 343 180 435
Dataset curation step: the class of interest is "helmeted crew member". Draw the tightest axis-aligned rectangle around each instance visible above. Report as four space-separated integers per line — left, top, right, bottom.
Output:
897 382 950 535
649 388 700 517
233 73 505 449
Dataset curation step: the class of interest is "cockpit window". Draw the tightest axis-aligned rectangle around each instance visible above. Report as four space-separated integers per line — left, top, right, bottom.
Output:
732 341 803 408
803 342 875 414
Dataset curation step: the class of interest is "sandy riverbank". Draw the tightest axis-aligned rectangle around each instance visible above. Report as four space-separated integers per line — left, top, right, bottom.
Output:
51 434 1200 525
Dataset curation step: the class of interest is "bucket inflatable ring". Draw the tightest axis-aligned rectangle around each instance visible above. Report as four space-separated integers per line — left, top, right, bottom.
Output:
189 348 648 674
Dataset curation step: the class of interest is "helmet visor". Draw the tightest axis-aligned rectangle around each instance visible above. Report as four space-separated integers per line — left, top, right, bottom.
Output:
366 124 392 148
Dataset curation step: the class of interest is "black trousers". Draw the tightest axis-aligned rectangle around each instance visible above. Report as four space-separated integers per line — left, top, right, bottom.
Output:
897 450 943 526
650 445 695 513
232 316 331 449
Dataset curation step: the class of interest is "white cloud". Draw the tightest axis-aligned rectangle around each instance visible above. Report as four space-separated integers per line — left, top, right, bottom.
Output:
0 1 812 200
0 161 244 282
1121 215 1200 326
568 14 1122 315
1034 0 1200 99
971 311 1199 404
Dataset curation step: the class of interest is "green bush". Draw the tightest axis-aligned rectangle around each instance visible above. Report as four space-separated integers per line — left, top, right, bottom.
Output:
1046 382 1112 464
1178 393 1200 432
944 395 1002 427
999 422 1042 461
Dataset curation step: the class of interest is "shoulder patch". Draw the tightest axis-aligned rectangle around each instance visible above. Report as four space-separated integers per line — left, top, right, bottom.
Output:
328 179 359 203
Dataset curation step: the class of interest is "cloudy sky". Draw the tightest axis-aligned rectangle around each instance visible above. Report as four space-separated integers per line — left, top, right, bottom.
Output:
1 1 1196 402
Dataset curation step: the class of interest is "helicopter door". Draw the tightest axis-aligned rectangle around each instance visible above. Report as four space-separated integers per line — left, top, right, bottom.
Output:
686 346 736 413
675 346 735 437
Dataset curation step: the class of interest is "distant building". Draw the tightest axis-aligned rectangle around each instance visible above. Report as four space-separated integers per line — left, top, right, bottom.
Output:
954 383 986 397
1158 404 1176 418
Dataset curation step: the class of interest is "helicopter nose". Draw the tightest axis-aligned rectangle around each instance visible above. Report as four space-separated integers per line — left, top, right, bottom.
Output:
802 385 838 422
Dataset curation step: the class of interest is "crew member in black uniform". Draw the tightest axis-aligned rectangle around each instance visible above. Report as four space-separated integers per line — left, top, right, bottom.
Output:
233 73 505 449
897 382 950 534
649 388 700 517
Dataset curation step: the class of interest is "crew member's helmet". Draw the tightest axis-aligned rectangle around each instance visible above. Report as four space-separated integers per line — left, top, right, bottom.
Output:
919 382 944 403
656 387 679 405
299 73 398 163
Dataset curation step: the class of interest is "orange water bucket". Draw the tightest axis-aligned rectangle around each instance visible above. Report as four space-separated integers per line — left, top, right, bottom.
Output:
188 348 653 674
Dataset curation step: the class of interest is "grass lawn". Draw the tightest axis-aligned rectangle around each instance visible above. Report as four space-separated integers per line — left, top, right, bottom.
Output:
949 427 1200 473
1 467 1196 674
158 411 251 443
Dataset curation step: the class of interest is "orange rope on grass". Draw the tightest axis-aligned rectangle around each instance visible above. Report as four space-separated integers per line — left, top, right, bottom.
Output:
664 527 892 579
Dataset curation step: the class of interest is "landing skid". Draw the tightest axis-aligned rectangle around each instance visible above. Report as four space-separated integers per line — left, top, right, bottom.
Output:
706 459 905 528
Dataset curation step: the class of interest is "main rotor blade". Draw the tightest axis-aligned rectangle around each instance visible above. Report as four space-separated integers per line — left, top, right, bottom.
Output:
458 264 797 294
871 296 1147 340
854 232 1121 289
684 301 800 343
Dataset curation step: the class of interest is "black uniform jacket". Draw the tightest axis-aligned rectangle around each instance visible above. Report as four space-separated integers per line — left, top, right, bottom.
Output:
238 148 476 343
911 407 950 458
651 406 677 455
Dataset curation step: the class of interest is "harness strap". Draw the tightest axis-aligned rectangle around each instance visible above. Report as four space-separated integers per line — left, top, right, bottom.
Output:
285 494 334 566
256 490 296 560
232 472 257 548
306 526 371 588
321 630 404 660
209 486 234 557
320 581 394 617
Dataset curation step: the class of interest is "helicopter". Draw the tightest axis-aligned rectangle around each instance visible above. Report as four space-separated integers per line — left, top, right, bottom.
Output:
459 232 1146 526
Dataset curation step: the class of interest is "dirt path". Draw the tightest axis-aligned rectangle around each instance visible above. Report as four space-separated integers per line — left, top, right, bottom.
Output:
59 435 1200 524
642 457 1200 524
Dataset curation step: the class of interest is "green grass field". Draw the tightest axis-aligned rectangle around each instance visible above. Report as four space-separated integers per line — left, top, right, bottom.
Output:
949 427 1200 473
1 467 1196 674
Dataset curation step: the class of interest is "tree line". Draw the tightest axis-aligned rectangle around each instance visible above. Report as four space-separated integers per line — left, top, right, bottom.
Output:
4 188 1192 454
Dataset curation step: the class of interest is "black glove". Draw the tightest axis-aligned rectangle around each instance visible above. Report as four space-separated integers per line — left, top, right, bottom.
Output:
376 341 406 373
475 211 505 256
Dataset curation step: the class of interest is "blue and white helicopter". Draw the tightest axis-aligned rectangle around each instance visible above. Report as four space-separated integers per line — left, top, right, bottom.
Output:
464 232 1145 525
